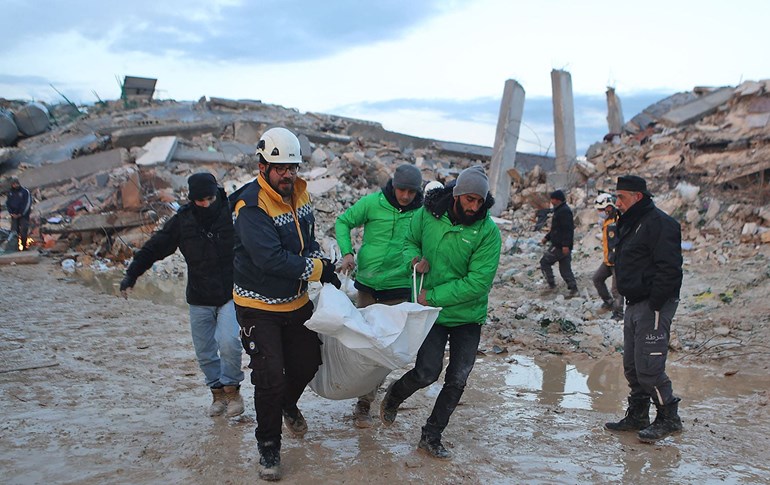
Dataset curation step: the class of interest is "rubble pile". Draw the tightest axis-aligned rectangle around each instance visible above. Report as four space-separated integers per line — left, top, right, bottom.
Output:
2 82 769 362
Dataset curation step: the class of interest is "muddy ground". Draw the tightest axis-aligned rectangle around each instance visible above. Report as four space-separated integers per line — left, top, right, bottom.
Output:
1 257 769 484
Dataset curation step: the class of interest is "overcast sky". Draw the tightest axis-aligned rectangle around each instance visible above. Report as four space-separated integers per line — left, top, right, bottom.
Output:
1 0 767 155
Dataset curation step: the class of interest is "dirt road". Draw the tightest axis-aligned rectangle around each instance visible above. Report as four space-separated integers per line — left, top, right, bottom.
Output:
1 262 769 484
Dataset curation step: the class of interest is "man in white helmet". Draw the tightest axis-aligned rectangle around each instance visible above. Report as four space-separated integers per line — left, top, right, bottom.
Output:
231 127 341 481
592 193 623 320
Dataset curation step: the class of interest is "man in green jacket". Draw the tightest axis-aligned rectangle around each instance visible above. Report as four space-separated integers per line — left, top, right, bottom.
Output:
379 165 501 460
335 163 423 427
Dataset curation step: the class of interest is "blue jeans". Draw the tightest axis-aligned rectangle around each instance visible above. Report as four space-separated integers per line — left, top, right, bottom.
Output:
189 300 244 388
388 323 481 438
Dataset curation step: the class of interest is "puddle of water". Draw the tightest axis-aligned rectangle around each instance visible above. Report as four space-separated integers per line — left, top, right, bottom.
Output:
500 353 770 414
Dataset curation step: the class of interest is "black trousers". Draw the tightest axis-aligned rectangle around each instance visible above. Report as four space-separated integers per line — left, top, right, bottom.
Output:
235 301 321 444
388 322 481 438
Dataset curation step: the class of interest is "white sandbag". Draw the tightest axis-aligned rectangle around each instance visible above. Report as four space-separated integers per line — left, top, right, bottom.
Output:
306 284 439 400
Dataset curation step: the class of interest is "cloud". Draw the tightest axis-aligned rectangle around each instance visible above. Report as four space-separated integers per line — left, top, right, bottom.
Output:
1 0 461 62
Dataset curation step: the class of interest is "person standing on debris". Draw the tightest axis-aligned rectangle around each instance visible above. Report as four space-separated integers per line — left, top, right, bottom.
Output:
5 177 32 251
379 165 501 460
539 189 578 297
335 163 423 428
232 127 341 481
119 173 245 419
592 193 624 320
605 175 684 443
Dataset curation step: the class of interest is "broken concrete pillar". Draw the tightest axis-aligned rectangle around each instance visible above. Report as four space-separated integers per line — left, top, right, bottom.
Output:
13 102 51 137
606 87 624 134
489 79 525 216
551 69 577 174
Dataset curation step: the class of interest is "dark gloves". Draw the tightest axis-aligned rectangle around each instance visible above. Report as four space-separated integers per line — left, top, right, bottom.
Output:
120 275 137 292
320 259 341 289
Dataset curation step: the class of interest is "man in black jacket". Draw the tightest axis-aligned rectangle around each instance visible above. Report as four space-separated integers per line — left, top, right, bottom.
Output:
120 173 245 418
605 175 683 443
539 189 578 297
5 177 32 250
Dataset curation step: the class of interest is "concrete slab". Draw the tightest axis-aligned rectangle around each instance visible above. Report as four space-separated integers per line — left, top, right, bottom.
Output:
41 211 159 234
661 87 734 126
136 136 177 166
121 171 143 209
18 148 128 189
306 177 340 196
110 121 223 148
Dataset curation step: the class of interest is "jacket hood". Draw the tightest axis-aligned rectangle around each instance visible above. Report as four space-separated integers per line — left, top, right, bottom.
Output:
423 179 495 224
382 179 423 212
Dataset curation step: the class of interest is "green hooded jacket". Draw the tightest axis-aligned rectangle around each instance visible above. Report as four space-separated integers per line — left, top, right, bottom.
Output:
404 185 501 326
335 183 422 291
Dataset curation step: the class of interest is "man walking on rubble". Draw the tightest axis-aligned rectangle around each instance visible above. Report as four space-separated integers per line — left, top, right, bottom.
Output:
5 177 32 251
335 162 423 428
605 175 684 443
231 127 340 481
540 189 578 297
379 165 501 460
120 172 245 418
592 193 624 320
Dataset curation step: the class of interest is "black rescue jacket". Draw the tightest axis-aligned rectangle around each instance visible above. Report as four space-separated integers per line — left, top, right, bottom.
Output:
544 202 574 249
615 196 683 311
126 188 234 307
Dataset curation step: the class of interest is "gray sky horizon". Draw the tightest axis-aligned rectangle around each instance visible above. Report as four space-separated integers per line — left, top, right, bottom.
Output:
1 0 766 155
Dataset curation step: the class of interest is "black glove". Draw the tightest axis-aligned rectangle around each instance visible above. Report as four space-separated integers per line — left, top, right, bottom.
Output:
320 259 341 289
120 275 137 292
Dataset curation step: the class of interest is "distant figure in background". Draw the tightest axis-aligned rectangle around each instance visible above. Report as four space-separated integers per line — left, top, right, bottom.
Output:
539 189 578 297
605 175 684 443
335 163 423 428
5 177 32 250
592 193 623 320
120 173 245 419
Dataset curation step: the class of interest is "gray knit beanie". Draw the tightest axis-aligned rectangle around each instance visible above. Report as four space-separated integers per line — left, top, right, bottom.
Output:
392 164 422 191
453 165 489 198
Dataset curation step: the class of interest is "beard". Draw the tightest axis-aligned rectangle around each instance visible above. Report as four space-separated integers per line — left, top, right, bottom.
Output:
453 199 479 226
271 177 294 198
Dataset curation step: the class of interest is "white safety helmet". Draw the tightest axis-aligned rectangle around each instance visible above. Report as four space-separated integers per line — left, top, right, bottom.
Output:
256 127 302 164
424 180 444 193
594 192 616 210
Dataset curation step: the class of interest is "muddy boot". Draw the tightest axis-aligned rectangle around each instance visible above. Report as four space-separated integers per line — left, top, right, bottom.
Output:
208 387 227 417
223 385 244 418
257 440 281 481
353 400 373 429
638 398 683 443
379 382 401 427
539 283 557 296
418 431 451 460
282 408 308 437
605 397 651 432
565 287 579 299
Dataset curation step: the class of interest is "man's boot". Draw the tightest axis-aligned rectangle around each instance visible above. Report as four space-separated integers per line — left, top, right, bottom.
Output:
223 385 244 418
208 387 227 417
282 408 308 437
566 287 579 299
257 440 281 481
379 382 401 427
353 400 373 429
605 397 651 431
418 430 451 460
638 398 683 443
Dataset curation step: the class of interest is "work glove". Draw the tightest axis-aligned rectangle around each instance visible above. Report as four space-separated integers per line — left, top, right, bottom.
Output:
120 275 137 292
320 259 342 289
